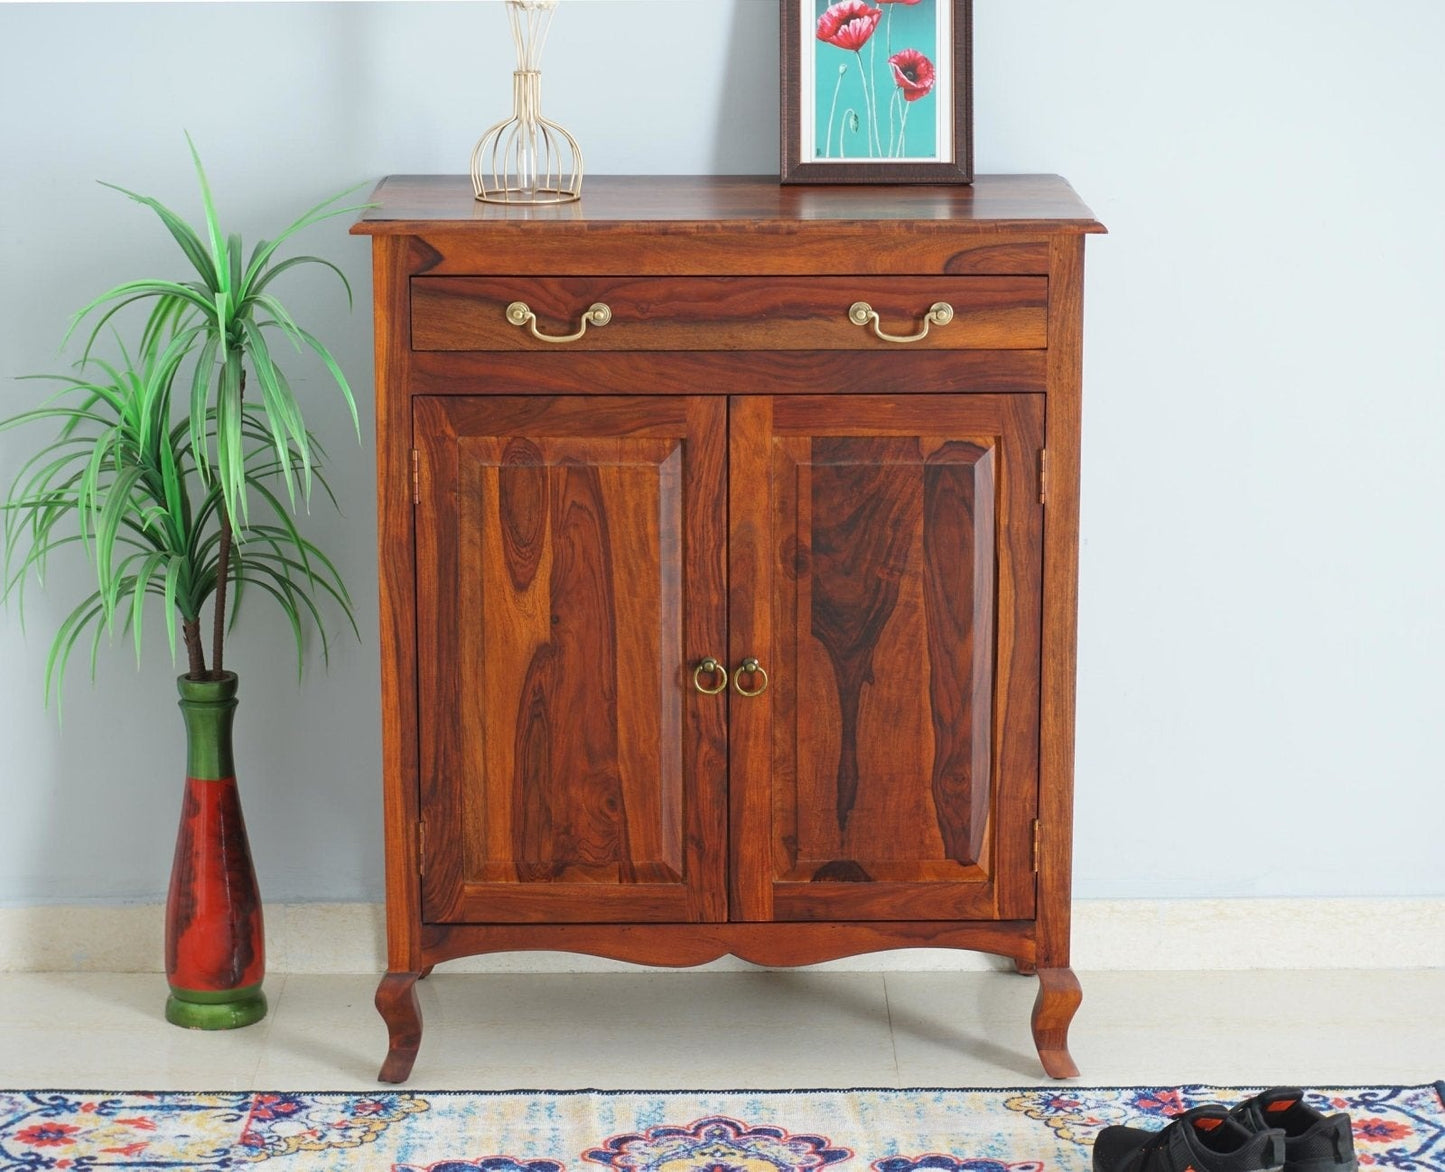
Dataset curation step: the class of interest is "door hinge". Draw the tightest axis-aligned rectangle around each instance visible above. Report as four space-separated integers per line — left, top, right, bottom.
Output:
417 820 426 876
1032 819 1041 873
1038 449 1048 506
411 448 421 506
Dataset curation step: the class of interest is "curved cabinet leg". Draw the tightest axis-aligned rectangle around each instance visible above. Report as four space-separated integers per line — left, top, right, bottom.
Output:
1031 966 1082 1078
1014 957 1037 976
375 971 424 1084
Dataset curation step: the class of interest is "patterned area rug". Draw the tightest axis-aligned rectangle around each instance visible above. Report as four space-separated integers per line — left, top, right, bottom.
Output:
0 1084 1441 1172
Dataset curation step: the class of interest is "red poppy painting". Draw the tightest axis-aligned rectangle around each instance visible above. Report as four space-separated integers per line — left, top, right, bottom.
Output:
889 48 936 102
782 0 971 183
816 1 882 52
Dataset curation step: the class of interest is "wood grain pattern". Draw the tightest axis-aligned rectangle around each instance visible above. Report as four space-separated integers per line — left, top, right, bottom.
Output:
413 396 726 924
1032 966 1083 1079
1037 234 1086 962
352 175 1102 234
409 350 1047 398
416 919 1040 971
396 234 1055 279
350 174 1096 283
359 175 1102 1082
375 971 423 1083
373 236 425 973
924 444 994 865
805 436 925 836
730 395 1044 923
411 276 1046 352
727 396 774 923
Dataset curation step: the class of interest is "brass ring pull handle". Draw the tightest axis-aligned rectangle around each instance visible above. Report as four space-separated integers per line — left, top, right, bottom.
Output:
848 300 954 344
692 657 729 695
506 300 613 344
733 657 769 698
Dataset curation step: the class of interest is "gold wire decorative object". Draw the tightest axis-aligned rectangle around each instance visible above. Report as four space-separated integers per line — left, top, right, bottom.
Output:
472 0 582 205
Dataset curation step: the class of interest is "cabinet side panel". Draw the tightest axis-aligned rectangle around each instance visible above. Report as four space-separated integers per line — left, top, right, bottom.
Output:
1036 235 1086 959
375 236 423 970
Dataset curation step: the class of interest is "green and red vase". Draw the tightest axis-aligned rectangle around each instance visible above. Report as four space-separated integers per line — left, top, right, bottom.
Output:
164 671 266 1029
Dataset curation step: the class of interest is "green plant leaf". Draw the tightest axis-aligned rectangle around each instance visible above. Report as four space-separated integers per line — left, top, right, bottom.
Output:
45 592 105 713
231 569 306 680
187 332 220 485
226 233 243 299
294 325 361 440
164 552 184 661
240 183 371 294
214 349 246 525
251 254 355 311
67 281 214 360
96 180 218 292
5 144 364 709
185 132 228 293
240 321 308 503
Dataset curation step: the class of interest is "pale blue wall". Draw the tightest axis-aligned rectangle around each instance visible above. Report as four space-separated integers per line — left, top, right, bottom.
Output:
1 1 1442 905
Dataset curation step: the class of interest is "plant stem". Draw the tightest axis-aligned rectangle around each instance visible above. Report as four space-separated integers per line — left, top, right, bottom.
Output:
824 63 847 159
886 6 895 155
210 365 245 679
211 505 233 678
853 51 879 159
867 40 882 155
182 617 207 679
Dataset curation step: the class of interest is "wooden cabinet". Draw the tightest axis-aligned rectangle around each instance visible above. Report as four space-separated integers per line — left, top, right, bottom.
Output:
353 176 1103 1084
729 394 1043 927
412 395 727 926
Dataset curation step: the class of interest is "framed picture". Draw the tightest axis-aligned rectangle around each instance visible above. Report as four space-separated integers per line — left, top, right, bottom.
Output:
781 0 973 185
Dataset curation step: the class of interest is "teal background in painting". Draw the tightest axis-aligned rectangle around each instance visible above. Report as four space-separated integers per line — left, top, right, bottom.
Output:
813 0 939 160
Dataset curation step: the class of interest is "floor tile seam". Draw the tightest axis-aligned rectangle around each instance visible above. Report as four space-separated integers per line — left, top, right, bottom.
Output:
881 972 904 1088
246 971 287 1082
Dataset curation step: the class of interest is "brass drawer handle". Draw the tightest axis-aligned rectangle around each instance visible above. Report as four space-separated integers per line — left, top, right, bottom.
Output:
506 300 612 344
733 657 769 698
848 300 954 344
693 657 729 695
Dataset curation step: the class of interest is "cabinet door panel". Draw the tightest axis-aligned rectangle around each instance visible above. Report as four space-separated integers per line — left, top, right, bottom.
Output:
415 396 727 924
730 394 1043 922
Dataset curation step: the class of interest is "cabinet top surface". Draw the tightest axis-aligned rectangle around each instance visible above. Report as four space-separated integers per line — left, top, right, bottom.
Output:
351 174 1104 236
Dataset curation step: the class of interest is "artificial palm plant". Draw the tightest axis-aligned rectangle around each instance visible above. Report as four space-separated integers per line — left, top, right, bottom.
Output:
0 140 365 1028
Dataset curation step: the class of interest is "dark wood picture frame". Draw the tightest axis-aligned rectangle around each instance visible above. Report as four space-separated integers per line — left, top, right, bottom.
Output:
781 0 973 185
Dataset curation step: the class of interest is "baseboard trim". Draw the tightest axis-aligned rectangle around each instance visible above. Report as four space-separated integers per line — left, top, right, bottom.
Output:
1 898 1440 974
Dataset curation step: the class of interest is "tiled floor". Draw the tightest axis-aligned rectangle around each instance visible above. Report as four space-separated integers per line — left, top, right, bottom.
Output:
0 968 1439 1089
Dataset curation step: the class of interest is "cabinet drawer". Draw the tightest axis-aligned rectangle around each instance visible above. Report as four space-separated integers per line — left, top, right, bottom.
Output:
411 275 1047 352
